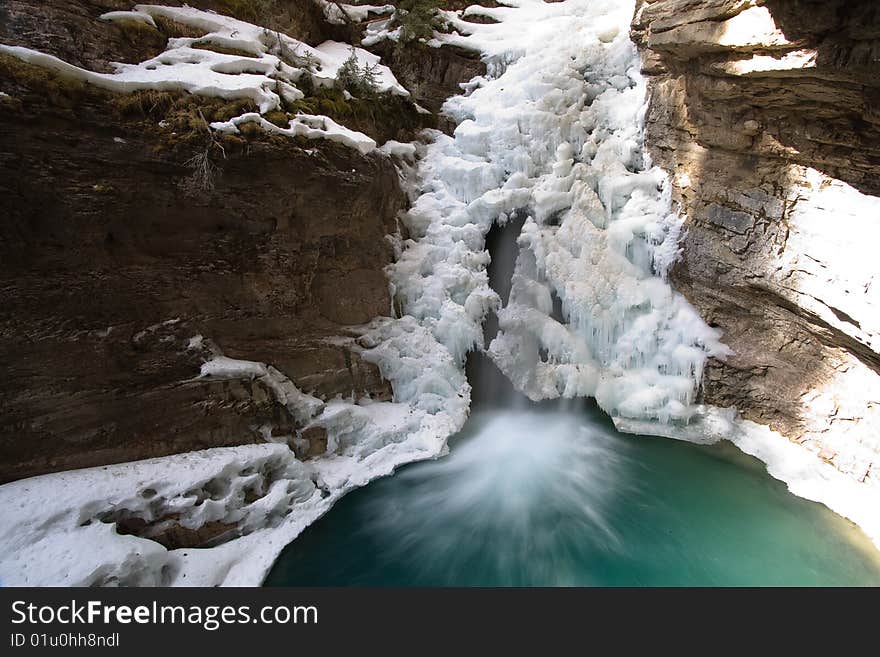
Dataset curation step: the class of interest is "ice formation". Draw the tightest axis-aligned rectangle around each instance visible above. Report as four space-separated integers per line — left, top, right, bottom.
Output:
387 0 880 546
389 0 729 427
1 0 878 588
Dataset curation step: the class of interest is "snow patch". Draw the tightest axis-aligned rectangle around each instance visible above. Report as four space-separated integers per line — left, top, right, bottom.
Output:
0 315 468 586
380 139 417 160
0 4 410 153
99 10 157 28
211 112 377 154
317 1 395 25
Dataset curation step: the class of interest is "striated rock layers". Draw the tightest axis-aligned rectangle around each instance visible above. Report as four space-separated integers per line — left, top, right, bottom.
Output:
0 0 488 485
0 1 405 483
632 0 880 479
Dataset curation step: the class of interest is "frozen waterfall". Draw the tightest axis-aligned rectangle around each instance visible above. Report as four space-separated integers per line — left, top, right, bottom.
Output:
390 0 729 430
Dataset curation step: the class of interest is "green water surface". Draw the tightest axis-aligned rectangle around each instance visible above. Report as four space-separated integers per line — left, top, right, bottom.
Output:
266 403 880 586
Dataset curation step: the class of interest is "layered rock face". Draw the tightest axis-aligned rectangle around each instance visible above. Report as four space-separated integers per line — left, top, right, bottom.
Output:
369 40 485 128
0 0 488 485
0 1 404 483
632 0 880 478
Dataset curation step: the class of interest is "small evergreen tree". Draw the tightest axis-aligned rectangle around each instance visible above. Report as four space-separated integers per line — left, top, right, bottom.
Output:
393 0 446 45
335 48 380 97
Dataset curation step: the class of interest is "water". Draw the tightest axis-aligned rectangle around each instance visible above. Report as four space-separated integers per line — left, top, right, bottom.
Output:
266 176 880 587
266 398 880 586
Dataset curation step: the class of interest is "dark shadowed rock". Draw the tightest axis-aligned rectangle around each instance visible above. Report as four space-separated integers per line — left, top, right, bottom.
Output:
0 42 403 483
368 41 486 131
0 0 490 484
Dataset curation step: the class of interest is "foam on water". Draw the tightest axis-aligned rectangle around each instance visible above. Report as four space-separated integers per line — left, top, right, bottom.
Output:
378 409 625 562
266 403 880 587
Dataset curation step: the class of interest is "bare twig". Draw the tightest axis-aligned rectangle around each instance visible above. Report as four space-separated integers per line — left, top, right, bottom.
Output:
179 109 227 197
196 108 226 160
181 148 219 196
330 1 355 25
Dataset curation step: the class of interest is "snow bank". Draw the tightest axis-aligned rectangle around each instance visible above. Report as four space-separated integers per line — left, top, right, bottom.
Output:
0 4 408 153
100 10 157 28
380 140 417 160
316 1 395 26
0 317 468 586
211 111 377 154
0 444 317 586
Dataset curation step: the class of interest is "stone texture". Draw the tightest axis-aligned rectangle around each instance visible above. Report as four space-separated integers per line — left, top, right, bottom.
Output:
0 0 489 484
632 0 880 479
0 5 404 482
368 41 486 131
0 0 343 74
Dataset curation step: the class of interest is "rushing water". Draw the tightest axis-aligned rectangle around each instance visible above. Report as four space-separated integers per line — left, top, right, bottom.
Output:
266 394 880 587
265 107 880 586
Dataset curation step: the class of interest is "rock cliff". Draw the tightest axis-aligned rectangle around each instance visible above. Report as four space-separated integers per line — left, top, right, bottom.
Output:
6 0 876 492
632 0 880 479
0 0 482 483
0 71 401 482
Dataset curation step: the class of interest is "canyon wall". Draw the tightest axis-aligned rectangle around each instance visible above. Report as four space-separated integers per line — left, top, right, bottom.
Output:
0 0 482 483
0 78 401 482
7 0 877 491
632 0 880 479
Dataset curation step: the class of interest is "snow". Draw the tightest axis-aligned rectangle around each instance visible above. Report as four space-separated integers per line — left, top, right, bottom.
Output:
210 111 377 154
198 356 326 424
362 18 402 47
714 49 818 76
1 0 877 588
316 1 395 25
0 316 468 586
99 10 157 28
0 4 409 152
379 140 417 160
313 40 408 96
0 443 317 586
387 0 728 425
778 167 880 353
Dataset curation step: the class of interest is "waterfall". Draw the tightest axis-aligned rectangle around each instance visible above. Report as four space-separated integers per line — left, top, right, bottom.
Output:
465 213 526 408
384 1 880 550
390 0 728 431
